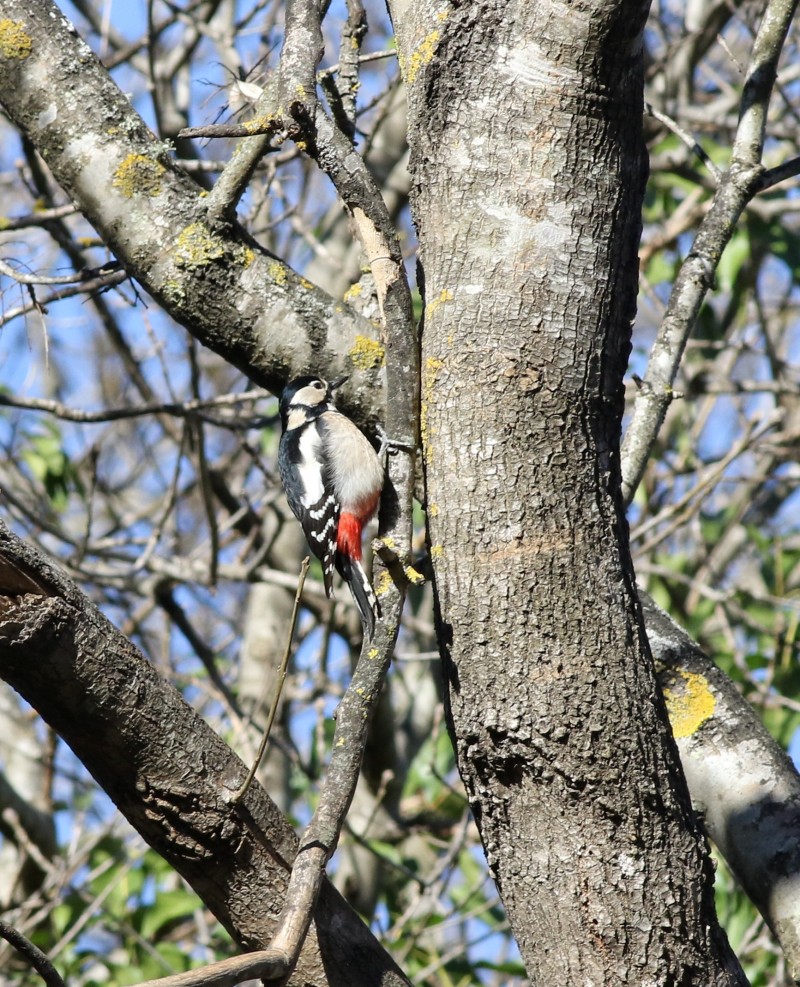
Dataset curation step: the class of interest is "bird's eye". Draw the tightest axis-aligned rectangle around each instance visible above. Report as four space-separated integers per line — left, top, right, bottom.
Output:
314 381 324 389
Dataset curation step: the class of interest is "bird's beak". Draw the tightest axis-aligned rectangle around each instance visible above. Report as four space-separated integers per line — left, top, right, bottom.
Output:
330 375 349 391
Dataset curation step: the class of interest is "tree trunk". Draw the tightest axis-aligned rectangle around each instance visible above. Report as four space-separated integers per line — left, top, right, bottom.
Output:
392 0 747 981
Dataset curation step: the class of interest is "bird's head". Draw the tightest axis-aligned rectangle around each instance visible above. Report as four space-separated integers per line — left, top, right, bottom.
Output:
279 374 348 425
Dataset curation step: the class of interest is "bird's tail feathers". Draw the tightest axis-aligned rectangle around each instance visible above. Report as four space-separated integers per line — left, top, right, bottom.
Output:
338 555 380 640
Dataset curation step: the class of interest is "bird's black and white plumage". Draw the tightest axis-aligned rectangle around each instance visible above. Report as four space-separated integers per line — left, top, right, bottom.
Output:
278 375 384 638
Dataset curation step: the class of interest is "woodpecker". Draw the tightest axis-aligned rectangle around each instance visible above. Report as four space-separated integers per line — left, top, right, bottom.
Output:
278 375 384 639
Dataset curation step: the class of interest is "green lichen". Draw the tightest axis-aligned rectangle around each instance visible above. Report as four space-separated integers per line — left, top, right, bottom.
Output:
162 279 186 306
112 153 166 198
349 335 385 371
174 222 254 270
0 19 32 60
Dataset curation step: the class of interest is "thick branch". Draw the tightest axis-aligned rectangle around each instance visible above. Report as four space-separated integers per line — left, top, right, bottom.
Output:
0 0 385 413
644 593 800 980
0 521 410 987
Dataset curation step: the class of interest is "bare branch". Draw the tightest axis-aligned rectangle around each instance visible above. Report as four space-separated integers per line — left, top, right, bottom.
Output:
0 257 121 286
0 389 271 424
644 101 722 182
644 594 800 980
620 0 798 504
0 921 65 987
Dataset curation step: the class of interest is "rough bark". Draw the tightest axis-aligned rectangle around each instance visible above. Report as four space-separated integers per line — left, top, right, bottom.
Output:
0 522 410 987
392 0 747 981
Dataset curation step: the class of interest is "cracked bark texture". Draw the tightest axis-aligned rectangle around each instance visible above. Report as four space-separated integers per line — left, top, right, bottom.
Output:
391 0 748 981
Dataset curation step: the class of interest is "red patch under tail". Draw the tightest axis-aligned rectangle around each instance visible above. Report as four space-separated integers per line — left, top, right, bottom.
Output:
337 512 364 561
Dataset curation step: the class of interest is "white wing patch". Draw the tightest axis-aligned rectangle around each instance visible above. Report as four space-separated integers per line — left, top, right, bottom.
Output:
296 426 326 504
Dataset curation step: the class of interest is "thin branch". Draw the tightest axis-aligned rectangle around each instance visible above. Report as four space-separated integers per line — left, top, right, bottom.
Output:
0 203 78 230
757 153 800 191
0 921 65 987
0 388 272 424
0 269 129 328
644 101 722 182
0 257 121 286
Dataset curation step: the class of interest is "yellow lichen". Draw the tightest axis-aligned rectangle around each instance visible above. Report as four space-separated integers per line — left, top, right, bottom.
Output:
173 222 253 269
404 565 425 586
375 570 394 597
367 647 380 660
268 261 288 285
343 281 363 303
349 335 385 371
430 543 443 559
112 153 165 198
405 28 440 84
244 114 273 134
175 222 225 266
0 19 32 60
662 670 716 739
421 356 443 459
424 288 453 320
428 502 439 518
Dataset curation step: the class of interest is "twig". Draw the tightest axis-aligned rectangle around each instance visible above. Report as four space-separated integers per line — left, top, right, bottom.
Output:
0 258 121 286
0 922 65 987
0 269 129 328
619 0 797 505
644 101 722 182
231 557 310 803
757 153 800 191
0 388 272 423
